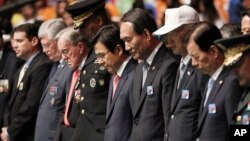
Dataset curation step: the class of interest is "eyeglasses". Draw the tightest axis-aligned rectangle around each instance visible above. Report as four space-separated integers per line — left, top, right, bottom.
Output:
96 51 109 59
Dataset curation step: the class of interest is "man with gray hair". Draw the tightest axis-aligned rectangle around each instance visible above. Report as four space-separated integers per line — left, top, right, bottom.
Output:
55 27 91 141
154 5 207 141
34 19 72 141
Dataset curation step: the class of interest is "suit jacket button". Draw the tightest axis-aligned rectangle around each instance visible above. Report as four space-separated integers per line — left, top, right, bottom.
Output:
171 115 174 119
80 96 84 101
81 109 85 115
82 83 85 88
83 70 86 75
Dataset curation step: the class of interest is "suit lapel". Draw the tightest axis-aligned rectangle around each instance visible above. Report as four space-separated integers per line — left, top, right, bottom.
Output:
237 89 250 113
171 62 194 113
106 75 113 120
106 59 137 122
132 63 143 116
9 52 43 107
83 50 96 69
134 46 165 117
198 67 229 130
40 62 67 103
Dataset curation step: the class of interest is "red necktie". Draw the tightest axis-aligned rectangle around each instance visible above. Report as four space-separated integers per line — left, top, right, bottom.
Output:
64 69 80 126
112 74 120 98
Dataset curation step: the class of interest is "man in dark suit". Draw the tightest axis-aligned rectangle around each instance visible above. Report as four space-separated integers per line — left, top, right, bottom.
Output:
93 24 137 141
187 22 243 141
154 6 208 141
0 23 52 141
0 30 24 130
120 8 179 141
65 1 111 141
214 34 250 125
34 19 72 141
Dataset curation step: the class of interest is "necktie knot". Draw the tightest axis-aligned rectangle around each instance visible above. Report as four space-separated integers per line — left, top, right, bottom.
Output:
180 61 186 71
208 78 215 88
73 70 80 78
112 74 120 98
143 61 150 70
113 74 120 86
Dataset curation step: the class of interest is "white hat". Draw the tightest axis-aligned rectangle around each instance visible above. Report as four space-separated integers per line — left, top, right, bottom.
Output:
153 5 200 36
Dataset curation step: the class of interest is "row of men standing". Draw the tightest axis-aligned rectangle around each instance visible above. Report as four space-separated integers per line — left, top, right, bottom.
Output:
0 0 250 141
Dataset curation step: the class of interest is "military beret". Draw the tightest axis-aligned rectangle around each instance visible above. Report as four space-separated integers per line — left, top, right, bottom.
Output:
65 0 105 29
213 34 250 66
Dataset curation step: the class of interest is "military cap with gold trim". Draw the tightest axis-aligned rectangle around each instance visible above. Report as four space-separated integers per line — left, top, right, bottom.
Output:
65 0 105 29
213 34 250 66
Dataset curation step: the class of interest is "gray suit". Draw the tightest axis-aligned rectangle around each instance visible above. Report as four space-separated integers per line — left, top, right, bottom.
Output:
104 59 137 141
167 61 208 141
34 61 72 141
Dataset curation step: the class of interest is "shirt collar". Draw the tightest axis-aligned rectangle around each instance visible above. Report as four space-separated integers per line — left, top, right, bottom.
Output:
146 42 162 66
211 65 224 81
181 55 191 66
116 56 132 77
24 51 40 68
78 56 87 71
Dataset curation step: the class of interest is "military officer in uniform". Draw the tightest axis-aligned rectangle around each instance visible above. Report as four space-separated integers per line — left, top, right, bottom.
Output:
65 0 111 141
214 34 250 125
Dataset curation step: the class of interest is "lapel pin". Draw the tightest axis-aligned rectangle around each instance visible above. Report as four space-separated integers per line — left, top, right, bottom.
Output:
219 80 223 84
187 71 191 76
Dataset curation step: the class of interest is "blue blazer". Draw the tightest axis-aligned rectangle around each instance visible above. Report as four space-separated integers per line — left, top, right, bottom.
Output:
34 61 72 141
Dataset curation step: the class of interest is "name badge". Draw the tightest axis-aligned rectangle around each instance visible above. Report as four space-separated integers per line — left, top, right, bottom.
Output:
242 115 249 125
181 90 190 100
49 86 58 96
147 86 153 95
208 103 216 114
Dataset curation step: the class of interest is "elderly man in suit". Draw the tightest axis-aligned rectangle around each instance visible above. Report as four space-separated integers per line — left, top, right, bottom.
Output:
0 23 52 141
154 5 208 141
120 8 179 141
214 34 250 125
187 22 243 141
65 0 111 141
93 24 137 141
34 18 72 141
55 28 90 141
0 30 24 130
